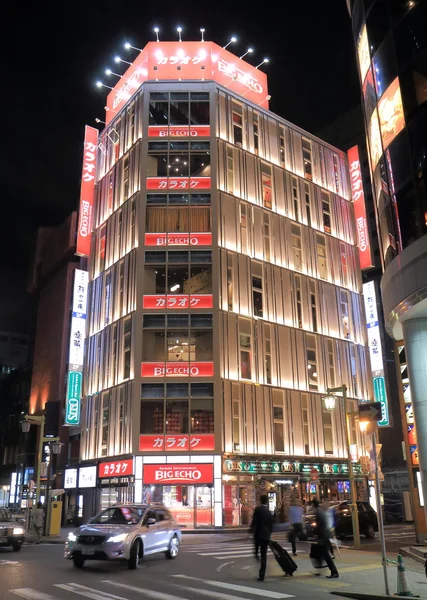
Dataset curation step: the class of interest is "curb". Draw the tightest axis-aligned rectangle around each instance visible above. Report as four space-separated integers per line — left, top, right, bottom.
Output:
331 593 393 600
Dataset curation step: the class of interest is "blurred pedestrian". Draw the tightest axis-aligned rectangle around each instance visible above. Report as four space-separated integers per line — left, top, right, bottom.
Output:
288 502 304 556
32 502 44 544
312 499 339 578
322 500 336 559
249 494 274 581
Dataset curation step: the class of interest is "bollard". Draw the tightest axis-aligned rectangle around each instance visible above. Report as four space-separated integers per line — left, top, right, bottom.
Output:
396 554 419 597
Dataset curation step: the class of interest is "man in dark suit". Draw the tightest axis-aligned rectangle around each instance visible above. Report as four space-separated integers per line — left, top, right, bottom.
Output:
249 494 274 581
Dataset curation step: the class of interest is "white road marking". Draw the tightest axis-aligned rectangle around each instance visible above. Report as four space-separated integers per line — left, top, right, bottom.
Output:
102 581 191 600
55 584 127 600
216 560 235 572
10 590 59 600
173 583 255 600
171 575 295 598
0 559 19 564
198 550 256 556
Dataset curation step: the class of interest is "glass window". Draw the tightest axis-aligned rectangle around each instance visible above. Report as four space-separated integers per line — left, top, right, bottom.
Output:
143 314 166 328
191 398 214 433
265 326 272 385
166 383 188 398
191 383 214 397
306 334 318 391
232 103 243 146
123 155 130 201
340 290 350 339
302 394 310 455
145 251 166 263
141 384 164 398
327 340 335 388
142 331 165 362
252 276 263 318
253 113 259 154
322 409 333 455
227 257 234 312
166 400 188 434
279 126 285 166
291 224 302 271
239 333 252 380
302 138 313 180
190 314 213 328
149 95 169 125
190 100 210 125
321 191 332 234
170 97 189 125
141 401 164 434
227 147 234 194
123 317 132 380
261 163 272 209
304 183 312 227
273 395 284 453
316 234 328 279
190 152 211 177
232 384 240 450
263 213 271 262
291 177 300 221
295 275 302 329
310 280 318 332
240 203 249 254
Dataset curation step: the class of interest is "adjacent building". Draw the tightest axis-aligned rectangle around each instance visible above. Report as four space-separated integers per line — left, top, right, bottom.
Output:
347 0 427 535
73 40 372 527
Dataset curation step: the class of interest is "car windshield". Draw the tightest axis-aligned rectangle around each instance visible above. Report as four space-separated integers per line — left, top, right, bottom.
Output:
0 508 13 522
89 506 145 525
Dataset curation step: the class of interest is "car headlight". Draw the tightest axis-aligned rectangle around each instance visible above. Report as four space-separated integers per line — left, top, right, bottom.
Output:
13 527 25 535
67 532 77 542
107 533 127 543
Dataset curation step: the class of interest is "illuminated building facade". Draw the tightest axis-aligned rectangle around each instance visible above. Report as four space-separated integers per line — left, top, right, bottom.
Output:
348 0 427 534
77 41 371 527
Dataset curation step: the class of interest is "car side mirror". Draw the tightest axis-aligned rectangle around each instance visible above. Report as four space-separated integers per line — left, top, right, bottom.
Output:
146 517 156 526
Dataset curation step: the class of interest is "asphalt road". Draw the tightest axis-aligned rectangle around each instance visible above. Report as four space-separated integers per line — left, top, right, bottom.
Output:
0 525 417 600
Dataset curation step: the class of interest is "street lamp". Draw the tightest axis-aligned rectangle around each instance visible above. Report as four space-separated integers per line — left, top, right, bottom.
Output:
322 385 361 548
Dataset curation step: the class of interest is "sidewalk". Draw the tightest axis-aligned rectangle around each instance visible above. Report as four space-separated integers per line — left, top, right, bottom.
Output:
231 546 427 599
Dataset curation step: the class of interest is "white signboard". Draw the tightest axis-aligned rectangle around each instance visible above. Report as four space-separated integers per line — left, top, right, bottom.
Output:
68 269 89 370
72 270 89 317
79 466 97 488
64 468 78 489
363 281 384 376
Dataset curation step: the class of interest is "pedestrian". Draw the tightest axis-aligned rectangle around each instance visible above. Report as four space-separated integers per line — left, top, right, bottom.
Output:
323 500 336 559
249 494 274 582
312 499 339 578
288 501 304 556
32 502 44 544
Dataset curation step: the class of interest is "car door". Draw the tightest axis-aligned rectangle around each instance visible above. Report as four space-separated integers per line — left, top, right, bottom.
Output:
155 509 170 550
142 509 158 554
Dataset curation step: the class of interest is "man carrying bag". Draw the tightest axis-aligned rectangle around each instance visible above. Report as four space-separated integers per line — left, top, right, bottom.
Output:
311 499 339 578
249 494 274 581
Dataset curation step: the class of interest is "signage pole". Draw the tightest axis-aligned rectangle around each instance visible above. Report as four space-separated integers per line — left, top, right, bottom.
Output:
372 430 390 595
343 385 361 548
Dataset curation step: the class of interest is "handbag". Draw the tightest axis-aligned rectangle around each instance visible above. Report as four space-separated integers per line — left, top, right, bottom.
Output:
310 543 327 569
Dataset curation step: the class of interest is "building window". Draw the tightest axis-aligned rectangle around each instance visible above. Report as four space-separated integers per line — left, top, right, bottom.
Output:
232 103 243 146
291 177 300 221
146 205 211 233
279 126 285 166
252 276 263 318
327 339 335 388
304 183 312 227
253 113 259 154
322 408 333 455
99 225 106 273
265 326 272 385
340 290 350 339
227 147 234 194
273 390 285 453
117 209 123 254
147 141 211 179
227 256 234 312
101 392 109 457
291 224 302 271
239 320 252 380
302 138 313 180
131 198 136 246
340 243 348 283
316 234 328 280
142 318 213 364
310 280 318 332
295 275 303 329
263 213 271 262
321 191 332 234
349 345 358 398
144 252 212 295
123 317 132 380
123 155 130 201
301 394 310 455
261 163 272 209
118 260 125 314
232 383 240 451
104 271 112 326
240 203 249 254
306 334 318 391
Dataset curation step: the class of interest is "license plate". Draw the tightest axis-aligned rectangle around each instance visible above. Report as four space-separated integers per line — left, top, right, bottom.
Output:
81 547 95 555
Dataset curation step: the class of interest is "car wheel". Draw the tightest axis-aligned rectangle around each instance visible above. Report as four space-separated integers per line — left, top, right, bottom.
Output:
128 540 142 570
364 524 375 539
73 555 85 568
12 543 22 552
166 535 179 559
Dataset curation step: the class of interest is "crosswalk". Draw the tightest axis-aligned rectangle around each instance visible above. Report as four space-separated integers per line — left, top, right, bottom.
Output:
181 540 305 560
8 575 295 599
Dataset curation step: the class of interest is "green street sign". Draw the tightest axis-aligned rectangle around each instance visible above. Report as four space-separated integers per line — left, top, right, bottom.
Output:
65 371 82 425
373 376 390 427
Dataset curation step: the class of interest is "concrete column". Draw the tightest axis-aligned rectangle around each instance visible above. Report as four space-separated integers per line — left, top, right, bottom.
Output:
402 318 427 525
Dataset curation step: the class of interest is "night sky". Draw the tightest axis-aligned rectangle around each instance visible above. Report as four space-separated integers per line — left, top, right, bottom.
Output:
2 1 360 332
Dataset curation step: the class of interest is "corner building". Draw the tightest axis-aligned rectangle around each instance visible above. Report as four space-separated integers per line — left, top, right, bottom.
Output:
80 41 371 527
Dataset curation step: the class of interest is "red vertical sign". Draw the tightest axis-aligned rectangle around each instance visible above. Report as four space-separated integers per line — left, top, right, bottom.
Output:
348 145 373 270
76 126 98 258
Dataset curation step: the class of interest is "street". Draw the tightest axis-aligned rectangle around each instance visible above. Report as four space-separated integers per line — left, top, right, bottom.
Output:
1 525 424 600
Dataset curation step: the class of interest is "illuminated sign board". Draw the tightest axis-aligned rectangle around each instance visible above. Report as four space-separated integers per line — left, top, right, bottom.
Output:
368 109 383 171
348 145 373 270
64 468 78 489
105 42 269 123
143 463 214 485
357 24 371 84
78 466 97 488
363 281 389 426
76 126 98 257
146 177 211 190
143 295 213 309
378 77 405 150
148 125 210 137
141 361 214 378
144 233 212 246
98 458 134 478
68 269 89 369
65 371 82 426
139 434 214 452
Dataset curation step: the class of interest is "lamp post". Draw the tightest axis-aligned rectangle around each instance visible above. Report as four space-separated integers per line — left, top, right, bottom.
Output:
323 385 361 548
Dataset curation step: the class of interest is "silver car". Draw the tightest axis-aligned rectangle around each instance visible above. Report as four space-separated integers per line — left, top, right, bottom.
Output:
64 504 181 569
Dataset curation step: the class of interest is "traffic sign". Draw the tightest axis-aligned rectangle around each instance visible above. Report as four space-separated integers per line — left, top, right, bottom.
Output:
359 402 382 422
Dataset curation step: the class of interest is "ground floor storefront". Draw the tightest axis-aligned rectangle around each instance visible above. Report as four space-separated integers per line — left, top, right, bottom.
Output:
64 454 367 528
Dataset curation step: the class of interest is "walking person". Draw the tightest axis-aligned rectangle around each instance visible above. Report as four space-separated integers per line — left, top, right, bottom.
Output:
312 499 339 578
32 502 44 544
249 494 274 582
288 501 304 556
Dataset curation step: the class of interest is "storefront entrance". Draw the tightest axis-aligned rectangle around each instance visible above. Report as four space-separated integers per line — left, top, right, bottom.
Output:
142 484 213 528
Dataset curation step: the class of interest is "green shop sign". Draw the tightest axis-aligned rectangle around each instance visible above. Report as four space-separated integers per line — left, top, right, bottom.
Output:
65 371 82 426
224 459 361 476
